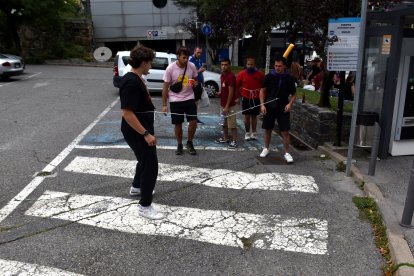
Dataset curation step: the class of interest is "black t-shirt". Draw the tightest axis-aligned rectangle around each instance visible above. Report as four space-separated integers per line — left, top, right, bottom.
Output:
262 71 296 106
119 72 155 136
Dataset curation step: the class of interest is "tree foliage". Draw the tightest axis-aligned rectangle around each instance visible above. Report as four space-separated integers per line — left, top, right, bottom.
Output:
175 0 402 63
0 0 82 53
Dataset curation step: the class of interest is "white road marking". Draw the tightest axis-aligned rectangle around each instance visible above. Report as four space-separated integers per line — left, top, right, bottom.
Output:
33 81 50 88
25 191 328 255
0 72 42 87
0 99 120 224
0 258 85 276
64 156 319 193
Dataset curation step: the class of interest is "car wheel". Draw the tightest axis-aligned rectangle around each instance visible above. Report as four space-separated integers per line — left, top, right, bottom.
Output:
204 81 219 98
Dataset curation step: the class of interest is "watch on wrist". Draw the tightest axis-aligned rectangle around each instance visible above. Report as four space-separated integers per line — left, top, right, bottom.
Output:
143 130 149 137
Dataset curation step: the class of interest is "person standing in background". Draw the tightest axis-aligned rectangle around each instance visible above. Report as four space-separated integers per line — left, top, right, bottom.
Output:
162 46 199 155
236 57 264 141
215 58 239 148
189 46 206 124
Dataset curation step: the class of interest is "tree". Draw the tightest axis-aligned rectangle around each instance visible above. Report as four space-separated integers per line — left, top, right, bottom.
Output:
0 0 81 53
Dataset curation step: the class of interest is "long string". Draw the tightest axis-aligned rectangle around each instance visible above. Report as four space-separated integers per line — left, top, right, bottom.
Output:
134 97 278 119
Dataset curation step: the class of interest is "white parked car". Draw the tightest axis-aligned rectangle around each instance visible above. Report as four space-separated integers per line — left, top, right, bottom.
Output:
113 51 220 96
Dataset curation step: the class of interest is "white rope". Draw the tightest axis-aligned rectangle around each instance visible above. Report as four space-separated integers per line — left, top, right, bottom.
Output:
134 98 278 119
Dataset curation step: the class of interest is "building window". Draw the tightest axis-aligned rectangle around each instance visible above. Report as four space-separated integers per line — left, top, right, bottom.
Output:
153 0 167 9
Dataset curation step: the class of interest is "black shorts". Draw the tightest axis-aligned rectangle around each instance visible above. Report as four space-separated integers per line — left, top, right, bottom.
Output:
262 108 291 131
170 99 197 124
241 97 260 115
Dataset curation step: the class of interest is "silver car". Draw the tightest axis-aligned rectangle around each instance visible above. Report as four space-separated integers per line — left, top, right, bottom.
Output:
0 53 24 80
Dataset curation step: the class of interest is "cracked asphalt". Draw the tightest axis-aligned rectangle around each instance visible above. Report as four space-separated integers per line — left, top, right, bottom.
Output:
0 65 385 275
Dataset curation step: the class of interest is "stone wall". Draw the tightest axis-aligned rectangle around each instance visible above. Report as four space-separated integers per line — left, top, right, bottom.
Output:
290 100 351 148
18 18 93 60
63 19 94 53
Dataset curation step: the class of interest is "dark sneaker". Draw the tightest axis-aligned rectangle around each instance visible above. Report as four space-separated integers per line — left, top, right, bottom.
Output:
215 137 229 144
228 141 238 148
186 141 197 155
176 144 183 155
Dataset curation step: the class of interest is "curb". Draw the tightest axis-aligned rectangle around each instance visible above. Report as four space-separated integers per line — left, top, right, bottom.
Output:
44 61 112 68
318 145 414 276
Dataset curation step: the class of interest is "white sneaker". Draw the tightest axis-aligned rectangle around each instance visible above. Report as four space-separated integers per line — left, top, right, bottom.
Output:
250 132 257 140
260 148 270 158
284 153 294 163
138 204 164 220
129 187 141 196
130 187 155 196
245 132 251 141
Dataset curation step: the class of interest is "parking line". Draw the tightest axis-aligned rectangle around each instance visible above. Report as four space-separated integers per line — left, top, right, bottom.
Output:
26 191 328 255
0 98 119 224
0 72 42 87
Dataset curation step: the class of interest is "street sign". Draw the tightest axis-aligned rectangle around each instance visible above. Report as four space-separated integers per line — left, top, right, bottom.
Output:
327 17 361 71
202 24 212 36
147 30 167 40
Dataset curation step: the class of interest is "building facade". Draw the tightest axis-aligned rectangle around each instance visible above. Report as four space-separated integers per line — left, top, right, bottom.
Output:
88 0 194 53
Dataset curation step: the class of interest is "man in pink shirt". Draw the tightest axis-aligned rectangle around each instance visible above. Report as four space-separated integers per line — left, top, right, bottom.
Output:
162 46 199 155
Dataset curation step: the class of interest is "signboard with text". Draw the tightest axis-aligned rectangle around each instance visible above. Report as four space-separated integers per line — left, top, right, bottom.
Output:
147 30 167 40
327 17 361 71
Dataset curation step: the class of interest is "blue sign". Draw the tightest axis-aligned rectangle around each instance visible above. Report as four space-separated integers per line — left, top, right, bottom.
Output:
202 24 212 36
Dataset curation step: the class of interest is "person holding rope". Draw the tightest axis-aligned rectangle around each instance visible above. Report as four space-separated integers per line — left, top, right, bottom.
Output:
215 58 238 148
119 45 163 220
162 46 199 155
259 56 296 163
236 57 264 141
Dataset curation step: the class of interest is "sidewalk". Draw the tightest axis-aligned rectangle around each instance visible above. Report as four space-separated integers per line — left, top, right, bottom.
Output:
319 143 414 276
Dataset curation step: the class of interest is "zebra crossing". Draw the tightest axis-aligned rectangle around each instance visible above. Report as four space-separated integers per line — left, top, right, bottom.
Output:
0 99 333 275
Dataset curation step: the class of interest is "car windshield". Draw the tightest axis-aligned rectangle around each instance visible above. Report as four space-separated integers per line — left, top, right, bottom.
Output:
0 54 8 58
152 57 168 70
121 56 169 70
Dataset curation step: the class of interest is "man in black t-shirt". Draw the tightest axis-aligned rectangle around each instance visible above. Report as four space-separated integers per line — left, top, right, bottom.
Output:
119 45 164 220
259 56 296 163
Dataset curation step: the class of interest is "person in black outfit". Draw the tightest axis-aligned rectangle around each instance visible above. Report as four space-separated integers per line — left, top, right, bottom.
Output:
344 72 355 101
119 45 164 220
259 56 297 163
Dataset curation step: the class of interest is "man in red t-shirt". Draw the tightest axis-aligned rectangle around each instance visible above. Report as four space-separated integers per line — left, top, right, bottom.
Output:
236 57 264 141
215 58 238 148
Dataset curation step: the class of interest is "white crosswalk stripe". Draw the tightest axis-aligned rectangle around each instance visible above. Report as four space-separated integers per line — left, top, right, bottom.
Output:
64 156 319 193
0 258 85 276
25 191 328 255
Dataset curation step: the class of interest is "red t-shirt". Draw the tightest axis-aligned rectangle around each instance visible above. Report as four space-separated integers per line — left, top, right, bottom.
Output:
220 71 237 107
236 69 264 99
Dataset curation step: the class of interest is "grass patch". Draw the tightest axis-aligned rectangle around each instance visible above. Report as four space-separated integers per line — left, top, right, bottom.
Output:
296 87 353 113
352 196 394 275
358 180 365 190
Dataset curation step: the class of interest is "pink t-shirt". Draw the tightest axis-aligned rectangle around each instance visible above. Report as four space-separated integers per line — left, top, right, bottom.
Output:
163 61 198 102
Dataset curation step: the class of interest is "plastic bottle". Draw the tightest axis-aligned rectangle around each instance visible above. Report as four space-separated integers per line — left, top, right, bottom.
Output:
219 112 226 126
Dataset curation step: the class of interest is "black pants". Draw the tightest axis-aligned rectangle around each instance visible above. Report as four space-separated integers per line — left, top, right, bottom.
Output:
122 130 158 207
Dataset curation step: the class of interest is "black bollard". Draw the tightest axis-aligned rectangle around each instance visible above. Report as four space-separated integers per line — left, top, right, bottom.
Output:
400 159 414 228
368 122 381 176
